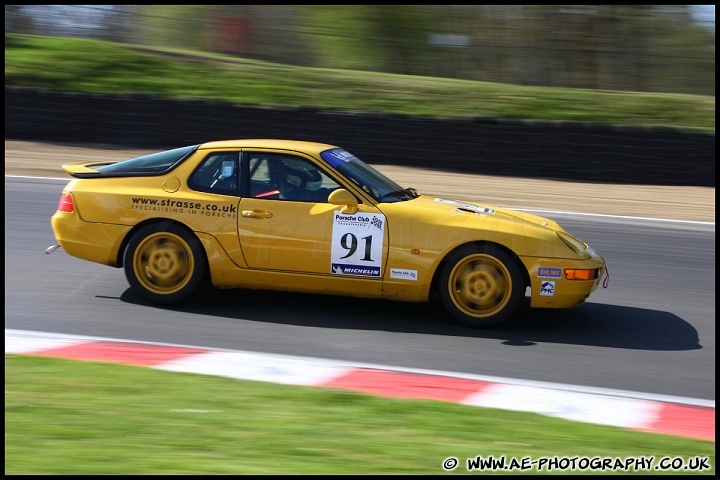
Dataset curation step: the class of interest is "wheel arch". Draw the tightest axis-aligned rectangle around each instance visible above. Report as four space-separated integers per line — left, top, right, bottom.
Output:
115 218 206 269
429 240 530 297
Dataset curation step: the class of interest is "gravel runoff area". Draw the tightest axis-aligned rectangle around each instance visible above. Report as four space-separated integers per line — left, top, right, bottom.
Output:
5 140 714 223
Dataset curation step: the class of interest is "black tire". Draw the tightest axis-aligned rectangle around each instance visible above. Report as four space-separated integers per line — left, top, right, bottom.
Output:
123 223 207 305
438 243 525 328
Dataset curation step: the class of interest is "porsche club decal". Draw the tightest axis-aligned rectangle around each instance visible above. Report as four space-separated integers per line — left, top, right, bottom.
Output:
130 197 237 218
331 211 385 277
390 268 418 281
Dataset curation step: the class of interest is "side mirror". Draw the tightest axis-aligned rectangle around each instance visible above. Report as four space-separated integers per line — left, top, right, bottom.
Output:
328 188 358 214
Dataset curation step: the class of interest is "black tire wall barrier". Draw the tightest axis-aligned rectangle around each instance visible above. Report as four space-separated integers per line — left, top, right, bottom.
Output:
5 86 715 187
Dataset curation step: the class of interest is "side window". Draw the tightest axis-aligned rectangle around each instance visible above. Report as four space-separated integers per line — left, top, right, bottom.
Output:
248 156 280 199
249 154 341 202
188 152 239 196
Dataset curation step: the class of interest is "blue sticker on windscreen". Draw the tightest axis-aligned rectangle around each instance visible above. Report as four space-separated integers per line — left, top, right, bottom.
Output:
322 149 356 167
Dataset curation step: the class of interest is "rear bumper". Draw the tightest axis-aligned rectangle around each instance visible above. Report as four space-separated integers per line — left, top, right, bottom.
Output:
51 211 131 267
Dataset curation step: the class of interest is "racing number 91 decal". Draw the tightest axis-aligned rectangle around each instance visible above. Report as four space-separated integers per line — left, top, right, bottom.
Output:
331 211 386 277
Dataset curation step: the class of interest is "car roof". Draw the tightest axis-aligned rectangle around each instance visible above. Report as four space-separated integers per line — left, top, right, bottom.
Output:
198 139 339 155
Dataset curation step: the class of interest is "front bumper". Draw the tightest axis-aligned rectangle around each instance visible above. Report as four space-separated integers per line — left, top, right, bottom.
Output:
523 254 606 309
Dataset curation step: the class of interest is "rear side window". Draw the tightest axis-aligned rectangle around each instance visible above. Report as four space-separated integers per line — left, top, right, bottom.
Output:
188 152 240 196
95 145 198 174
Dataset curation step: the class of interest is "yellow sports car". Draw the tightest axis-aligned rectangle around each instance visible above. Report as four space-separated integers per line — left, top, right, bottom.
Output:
48 139 606 327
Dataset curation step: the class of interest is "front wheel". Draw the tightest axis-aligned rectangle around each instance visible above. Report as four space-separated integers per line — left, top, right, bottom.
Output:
123 223 207 305
439 244 525 328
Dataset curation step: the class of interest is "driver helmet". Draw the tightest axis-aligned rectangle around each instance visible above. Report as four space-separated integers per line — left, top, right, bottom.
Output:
279 158 322 198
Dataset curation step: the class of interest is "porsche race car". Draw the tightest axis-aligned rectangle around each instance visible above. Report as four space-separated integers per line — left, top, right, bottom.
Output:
48 139 607 327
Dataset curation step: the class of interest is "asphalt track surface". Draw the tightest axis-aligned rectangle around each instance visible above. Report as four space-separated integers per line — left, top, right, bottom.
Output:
3 146 715 442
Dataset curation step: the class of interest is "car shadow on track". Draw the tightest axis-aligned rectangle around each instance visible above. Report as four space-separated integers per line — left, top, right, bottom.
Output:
120 287 701 352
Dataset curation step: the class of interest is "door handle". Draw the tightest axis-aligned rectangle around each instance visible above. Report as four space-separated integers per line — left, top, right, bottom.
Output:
241 209 273 219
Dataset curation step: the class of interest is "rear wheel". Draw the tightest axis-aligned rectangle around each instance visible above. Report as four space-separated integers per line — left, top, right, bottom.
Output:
439 244 525 328
124 223 206 305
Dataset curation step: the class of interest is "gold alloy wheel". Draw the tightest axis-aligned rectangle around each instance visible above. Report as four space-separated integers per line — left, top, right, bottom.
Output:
447 253 512 318
132 232 194 295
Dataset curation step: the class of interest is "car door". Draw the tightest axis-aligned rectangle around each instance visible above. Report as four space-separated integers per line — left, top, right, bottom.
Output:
237 153 388 277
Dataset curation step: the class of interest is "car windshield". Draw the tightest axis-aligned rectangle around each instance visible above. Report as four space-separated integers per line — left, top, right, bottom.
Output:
320 148 417 203
95 145 198 174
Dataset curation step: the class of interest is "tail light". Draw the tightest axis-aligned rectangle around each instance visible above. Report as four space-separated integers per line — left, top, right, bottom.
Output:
57 193 74 213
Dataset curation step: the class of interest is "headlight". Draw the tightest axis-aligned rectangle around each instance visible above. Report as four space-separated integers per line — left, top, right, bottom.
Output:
556 231 589 257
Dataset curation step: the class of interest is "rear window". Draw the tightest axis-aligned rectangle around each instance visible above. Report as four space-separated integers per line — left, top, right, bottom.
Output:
95 145 198 174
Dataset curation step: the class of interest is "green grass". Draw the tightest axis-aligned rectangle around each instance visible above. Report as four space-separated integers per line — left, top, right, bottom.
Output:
5 355 714 475
4 33 715 133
